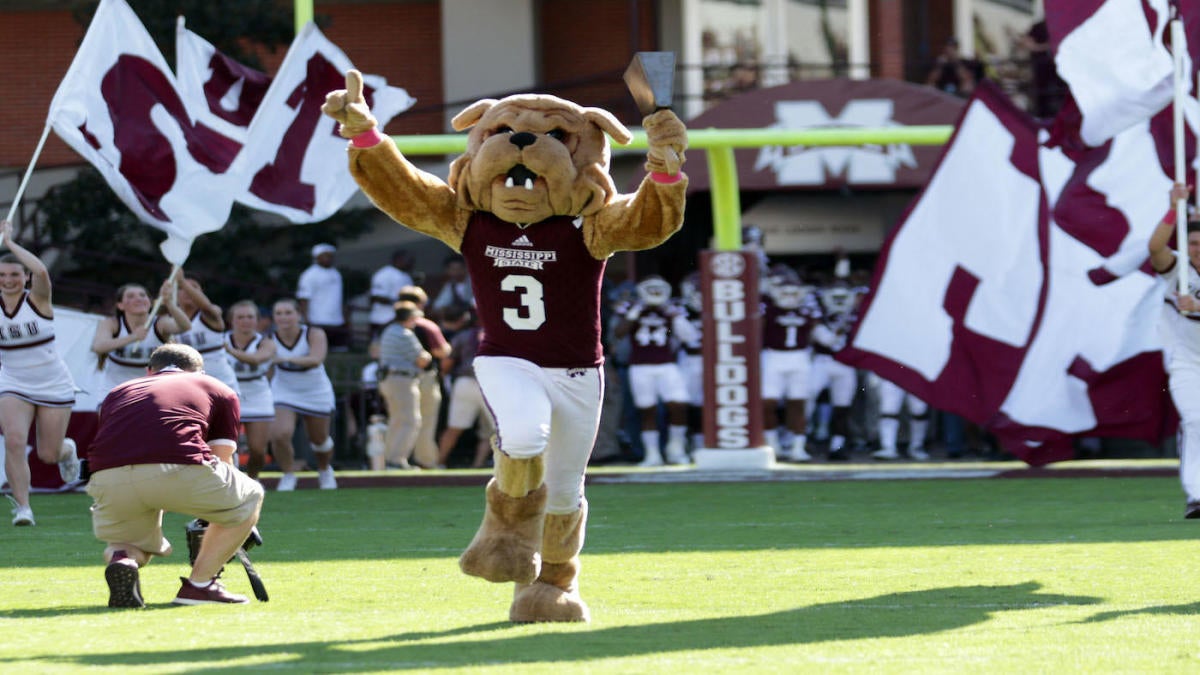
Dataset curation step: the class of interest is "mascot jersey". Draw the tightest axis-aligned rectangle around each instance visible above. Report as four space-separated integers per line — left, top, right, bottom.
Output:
464 212 605 369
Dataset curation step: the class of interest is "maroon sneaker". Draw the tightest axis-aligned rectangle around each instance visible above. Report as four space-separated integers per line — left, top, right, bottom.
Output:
172 577 250 605
105 558 144 608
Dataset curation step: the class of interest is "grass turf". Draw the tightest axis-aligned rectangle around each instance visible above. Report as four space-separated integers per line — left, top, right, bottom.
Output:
1 472 1197 673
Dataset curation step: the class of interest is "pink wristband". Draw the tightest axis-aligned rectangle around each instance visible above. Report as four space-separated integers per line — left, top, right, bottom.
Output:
1164 209 1178 225
650 171 683 184
351 128 385 148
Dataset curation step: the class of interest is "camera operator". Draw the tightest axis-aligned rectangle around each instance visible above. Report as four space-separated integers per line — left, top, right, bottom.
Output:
86 343 264 608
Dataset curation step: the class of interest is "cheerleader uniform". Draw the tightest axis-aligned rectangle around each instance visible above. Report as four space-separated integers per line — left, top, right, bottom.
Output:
99 314 167 396
175 311 239 394
0 292 75 407
270 325 335 417
226 332 274 422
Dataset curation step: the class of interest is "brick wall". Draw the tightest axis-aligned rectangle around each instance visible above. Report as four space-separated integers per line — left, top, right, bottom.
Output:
0 10 87 168
0 2 445 169
539 0 657 124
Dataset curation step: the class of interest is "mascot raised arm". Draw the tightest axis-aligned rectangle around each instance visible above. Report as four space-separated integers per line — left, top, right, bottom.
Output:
323 70 687 623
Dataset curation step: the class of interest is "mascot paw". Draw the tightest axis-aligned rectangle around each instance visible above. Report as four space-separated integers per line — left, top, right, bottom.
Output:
643 109 687 175
509 581 591 623
458 481 548 584
459 537 542 585
322 69 379 139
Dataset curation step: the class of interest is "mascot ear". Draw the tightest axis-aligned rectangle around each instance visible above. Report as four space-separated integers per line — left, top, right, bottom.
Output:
452 99 500 131
583 108 633 146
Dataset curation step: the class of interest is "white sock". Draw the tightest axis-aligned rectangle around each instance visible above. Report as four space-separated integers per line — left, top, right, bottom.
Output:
879 418 899 451
668 425 687 445
640 430 660 457
909 419 928 449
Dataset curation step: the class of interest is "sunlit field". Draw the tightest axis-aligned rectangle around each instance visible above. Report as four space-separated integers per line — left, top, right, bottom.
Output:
2 464 1197 673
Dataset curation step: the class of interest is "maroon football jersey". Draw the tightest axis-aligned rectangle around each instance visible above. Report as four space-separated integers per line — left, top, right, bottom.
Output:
762 294 821 351
461 212 605 368
627 305 682 365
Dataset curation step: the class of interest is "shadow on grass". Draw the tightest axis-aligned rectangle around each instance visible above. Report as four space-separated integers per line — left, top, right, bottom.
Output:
1078 601 1200 624
3 582 1100 671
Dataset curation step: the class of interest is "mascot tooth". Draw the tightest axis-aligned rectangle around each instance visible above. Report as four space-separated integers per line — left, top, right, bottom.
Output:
323 70 687 622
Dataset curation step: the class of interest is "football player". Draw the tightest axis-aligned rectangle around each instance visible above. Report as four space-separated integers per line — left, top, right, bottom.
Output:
615 276 699 466
809 277 862 460
761 273 822 462
871 375 930 460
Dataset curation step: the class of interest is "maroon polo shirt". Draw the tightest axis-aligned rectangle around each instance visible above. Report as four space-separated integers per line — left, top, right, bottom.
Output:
88 370 241 472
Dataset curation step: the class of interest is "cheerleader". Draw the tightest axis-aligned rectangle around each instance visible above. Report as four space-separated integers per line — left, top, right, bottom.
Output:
269 298 336 491
224 300 276 479
174 276 239 394
0 220 81 526
91 273 190 397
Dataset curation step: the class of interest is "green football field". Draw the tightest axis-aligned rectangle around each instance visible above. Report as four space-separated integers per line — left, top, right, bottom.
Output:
2 462 1197 673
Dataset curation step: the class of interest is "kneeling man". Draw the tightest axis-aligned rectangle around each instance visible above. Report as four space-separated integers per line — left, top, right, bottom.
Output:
87 343 263 607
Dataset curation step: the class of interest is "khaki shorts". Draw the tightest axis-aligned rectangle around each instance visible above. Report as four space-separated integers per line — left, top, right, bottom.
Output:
87 462 263 556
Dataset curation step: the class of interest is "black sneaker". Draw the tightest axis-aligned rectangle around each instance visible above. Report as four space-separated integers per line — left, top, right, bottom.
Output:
1186 501 1200 520
105 558 144 608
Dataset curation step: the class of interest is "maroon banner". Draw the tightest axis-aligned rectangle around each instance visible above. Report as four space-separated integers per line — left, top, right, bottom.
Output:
700 250 763 449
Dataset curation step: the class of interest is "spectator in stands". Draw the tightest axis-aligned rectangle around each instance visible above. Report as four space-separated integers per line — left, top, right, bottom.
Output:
397 285 451 468
378 301 432 470
368 249 414 339
296 243 349 352
430 253 474 319
1022 20 1066 119
925 37 984 98
437 312 494 468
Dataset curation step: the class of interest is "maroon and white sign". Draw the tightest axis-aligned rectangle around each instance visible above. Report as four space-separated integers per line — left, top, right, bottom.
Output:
700 250 763 450
683 78 965 193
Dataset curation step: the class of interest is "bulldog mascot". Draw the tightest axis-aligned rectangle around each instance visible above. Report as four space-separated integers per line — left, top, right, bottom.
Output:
323 70 687 622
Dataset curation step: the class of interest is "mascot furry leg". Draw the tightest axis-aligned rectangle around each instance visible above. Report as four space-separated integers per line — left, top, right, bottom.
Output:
510 500 589 622
459 449 547 584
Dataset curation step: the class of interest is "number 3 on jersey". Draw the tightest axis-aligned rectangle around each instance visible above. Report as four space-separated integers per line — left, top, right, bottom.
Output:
501 275 546 330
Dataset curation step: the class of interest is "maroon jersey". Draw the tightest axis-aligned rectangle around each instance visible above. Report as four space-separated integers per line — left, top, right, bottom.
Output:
762 293 821 351
626 305 683 365
461 212 605 368
88 370 241 472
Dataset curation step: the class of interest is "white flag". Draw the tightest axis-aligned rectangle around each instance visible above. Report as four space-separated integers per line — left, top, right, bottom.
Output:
1047 0 1178 147
840 83 1174 465
47 0 241 264
174 16 272 144
229 22 415 223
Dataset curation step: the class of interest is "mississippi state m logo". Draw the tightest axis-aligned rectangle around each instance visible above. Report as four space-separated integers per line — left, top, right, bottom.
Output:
754 100 917 185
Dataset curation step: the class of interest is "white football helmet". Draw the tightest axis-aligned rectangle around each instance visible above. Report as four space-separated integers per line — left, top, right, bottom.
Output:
636 276 673 307
769 281 811 310
820 282 856 315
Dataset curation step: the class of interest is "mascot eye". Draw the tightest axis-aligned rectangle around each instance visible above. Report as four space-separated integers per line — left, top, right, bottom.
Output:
496 126 513 134
546 128 566 141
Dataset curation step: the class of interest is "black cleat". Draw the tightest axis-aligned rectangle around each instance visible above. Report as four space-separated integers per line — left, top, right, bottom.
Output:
1186 501 1200 520
106 558 144 608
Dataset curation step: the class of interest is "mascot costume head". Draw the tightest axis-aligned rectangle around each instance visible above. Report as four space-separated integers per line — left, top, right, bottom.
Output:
324 69 687 623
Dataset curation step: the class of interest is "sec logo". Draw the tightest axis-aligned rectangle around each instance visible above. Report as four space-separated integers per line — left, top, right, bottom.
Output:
710 252 745 278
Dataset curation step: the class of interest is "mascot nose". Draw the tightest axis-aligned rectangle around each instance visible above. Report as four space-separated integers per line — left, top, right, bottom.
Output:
509 132 537 149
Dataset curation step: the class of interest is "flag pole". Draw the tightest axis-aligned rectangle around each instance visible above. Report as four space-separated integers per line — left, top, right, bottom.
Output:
4 123 53 228
1173 17 1188 297
143 265 181 331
